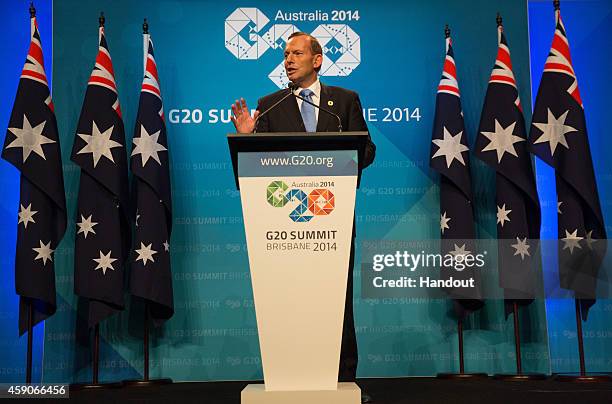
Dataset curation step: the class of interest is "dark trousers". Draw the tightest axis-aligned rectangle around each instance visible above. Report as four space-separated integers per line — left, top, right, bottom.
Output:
338 238 358 382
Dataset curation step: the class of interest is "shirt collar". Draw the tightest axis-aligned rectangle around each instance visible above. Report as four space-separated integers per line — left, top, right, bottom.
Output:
295 79 321 99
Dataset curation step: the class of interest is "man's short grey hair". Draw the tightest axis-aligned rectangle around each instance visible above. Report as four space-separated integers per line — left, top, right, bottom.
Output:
287 32 323 72
288 32 323 55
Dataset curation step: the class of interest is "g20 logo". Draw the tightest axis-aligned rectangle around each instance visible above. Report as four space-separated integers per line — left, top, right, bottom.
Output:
267 180 335 222
225 8 361 88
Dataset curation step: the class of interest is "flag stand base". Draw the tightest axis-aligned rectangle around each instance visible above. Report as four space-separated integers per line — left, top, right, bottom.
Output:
492 304 547 381
122 302 174 388
493 373 547 381
557 301 612 383
122 378 173 387
69 382 123 391
70 324 124 390
437 319 488 379
554 374 611 383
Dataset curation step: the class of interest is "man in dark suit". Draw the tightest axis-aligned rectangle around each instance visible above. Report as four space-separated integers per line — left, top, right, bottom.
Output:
231 31 375 402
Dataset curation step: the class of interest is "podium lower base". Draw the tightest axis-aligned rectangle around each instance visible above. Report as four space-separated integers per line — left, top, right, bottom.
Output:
241 382 360 404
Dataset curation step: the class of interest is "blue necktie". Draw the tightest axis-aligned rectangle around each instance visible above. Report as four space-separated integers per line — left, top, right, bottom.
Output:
299 89 316 132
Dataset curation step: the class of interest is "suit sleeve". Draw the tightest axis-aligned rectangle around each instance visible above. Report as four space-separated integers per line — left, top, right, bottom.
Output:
255 98 269 133
347 94 376 169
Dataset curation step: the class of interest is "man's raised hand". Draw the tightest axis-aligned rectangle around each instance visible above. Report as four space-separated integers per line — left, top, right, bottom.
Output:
230 98 260 133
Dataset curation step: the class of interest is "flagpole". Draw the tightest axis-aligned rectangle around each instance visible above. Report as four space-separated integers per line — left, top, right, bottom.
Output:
555 299 610 382
123 300 172 386
434 23 487 381
144 305 149 381
575 300 586 375
24 2 37 385
513 302 522 374
437 315 487 379
494 302 546 381
544 0 610 383
69 14 127 391
122 20 173 387
458 318 464 373
70 322 123 390
93 324 100 384
26 300 33 384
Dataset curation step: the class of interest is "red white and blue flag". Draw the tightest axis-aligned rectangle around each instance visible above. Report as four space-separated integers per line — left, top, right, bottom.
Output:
130 31 174 324
2 11 67 335
529 6 606 320
474 22 541 315
430 32 483 317
70 23 130 327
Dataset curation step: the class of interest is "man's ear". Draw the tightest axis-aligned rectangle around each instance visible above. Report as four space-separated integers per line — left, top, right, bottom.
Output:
313 54 323 70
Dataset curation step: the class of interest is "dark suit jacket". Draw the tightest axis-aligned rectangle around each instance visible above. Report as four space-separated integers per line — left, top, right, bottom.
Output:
255 83 376 168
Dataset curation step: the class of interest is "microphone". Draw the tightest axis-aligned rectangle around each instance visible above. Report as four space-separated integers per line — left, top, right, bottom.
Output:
292 91 343 132
253 83 297 133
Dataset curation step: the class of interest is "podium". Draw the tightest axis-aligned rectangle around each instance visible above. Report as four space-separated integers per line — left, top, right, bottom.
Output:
228 132 368 404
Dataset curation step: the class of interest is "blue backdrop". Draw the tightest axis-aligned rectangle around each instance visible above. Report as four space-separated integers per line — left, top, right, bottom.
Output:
0 0 610 383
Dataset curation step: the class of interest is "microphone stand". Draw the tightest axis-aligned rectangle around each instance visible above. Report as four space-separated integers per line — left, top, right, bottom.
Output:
251 82 344 133
292 93 343 132
253 85 296 133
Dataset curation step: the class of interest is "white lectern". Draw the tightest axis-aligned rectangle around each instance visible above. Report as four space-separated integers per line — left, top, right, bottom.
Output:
228 132 368 404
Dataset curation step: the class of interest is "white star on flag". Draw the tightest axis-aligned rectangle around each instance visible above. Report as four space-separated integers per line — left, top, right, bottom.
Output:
6 115 55 162
449 243 471 258
76 121 122 167
532 109 578 155
33 240 54 266
135 242 158 266
497 204 512 227
163 240 170 252
18 203 38 229
561 229 583 254
77 214 98 239
585 230 597 250
93 250 117 275
440 212 451 235
480 120 525 162
432 127 469 168
131 125 167 166
511 237 530 260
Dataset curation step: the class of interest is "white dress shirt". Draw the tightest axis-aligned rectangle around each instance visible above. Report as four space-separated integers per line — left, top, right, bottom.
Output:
294 79 321 123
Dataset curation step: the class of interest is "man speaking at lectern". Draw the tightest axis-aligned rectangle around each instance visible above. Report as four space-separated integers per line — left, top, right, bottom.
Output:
230 32 375 401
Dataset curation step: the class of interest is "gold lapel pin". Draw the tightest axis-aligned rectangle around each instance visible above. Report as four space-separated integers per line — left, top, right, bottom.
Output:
328 100 334 106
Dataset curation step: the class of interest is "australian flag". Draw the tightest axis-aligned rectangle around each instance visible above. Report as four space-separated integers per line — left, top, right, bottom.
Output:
2 13 66 335
71 24 130 327
430 32 483 318
474 22 541 316
529 6 606 320
130 31 174 324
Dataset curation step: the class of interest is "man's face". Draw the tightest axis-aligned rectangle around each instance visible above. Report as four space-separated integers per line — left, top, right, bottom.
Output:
284 36 322 86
